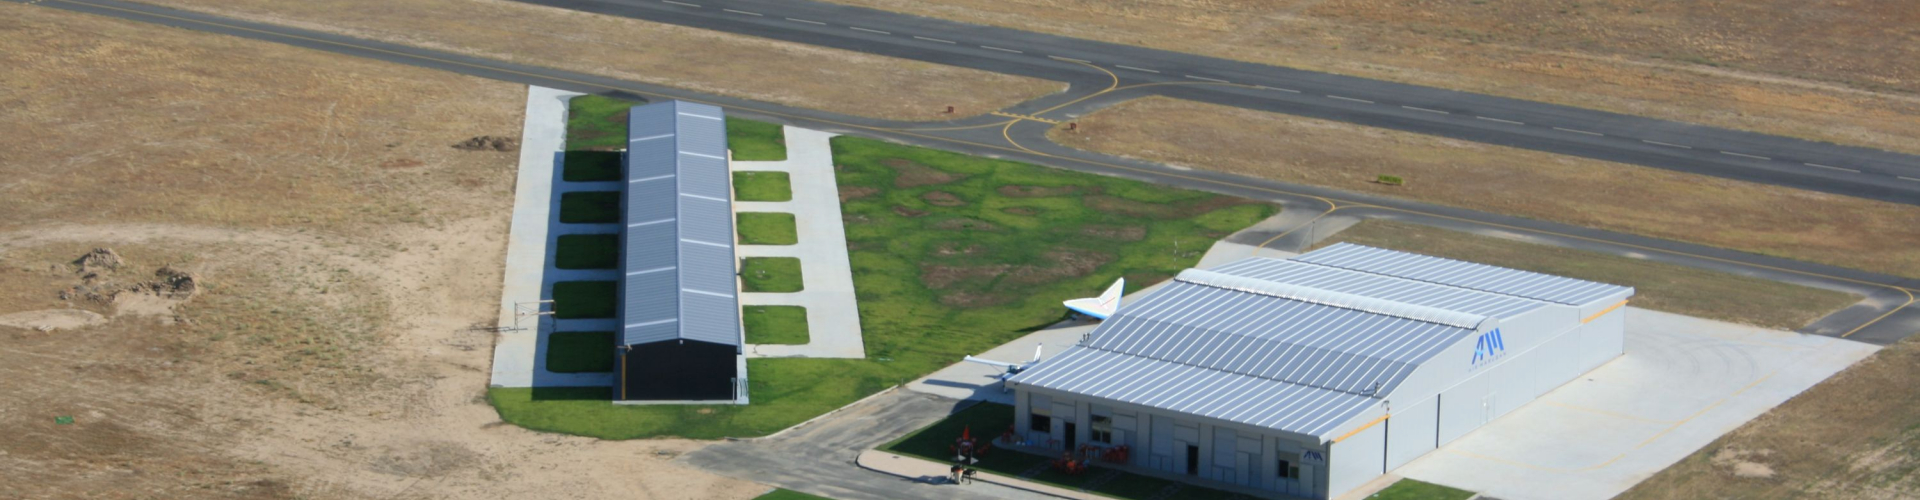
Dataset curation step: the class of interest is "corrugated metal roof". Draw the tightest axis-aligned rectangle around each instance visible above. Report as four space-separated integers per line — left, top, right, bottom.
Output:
620 101 740 348
1291 243 1630 306
1204 259 1547 319
1084 280 1470 396
1009 346 1379 439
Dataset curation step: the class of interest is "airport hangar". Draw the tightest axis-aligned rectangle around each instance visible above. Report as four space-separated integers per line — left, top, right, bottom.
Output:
1005 243 1634 498
612 100 747 403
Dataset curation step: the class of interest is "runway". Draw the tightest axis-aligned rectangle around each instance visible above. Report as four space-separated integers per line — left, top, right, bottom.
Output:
508 0 1920 206
15 0 1918 343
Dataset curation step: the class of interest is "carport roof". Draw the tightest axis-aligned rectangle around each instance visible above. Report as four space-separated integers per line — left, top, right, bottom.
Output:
619 101 740 348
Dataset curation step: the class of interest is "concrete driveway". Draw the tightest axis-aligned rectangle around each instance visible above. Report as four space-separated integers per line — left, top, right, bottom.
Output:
1392 307 1879 500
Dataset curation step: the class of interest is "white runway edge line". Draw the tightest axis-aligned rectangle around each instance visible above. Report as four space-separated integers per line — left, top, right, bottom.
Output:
1185 75 1229 83
912 36 956 44
721 8 761 15
1804 162 1861 173
1256 86 1301 93
1553 127 1604 136
849 26 890 35
785 18 825 25
1476 116 1525 125
981 46 1022 53
1720 151 1772 161
1048 55 1092 63
1328 95 1374 104
1116 65 1160 73
1899 176 1920 182
1402 106 1448 114
1642 139 1693 149
661 0 699 6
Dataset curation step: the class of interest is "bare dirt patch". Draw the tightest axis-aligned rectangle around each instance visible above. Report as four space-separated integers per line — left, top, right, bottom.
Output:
1057 97 1920 278
1079 225 1147 242
891 206 928 218
1002 207 1041 216
921 191 968 207
884 158 967 188
134 0 1063 121
1619 336 1920 500
825 0 1920 154
932 243 988 258
998 185 1090 198
0 9 761 500
451 135 520 152
839 186 880 202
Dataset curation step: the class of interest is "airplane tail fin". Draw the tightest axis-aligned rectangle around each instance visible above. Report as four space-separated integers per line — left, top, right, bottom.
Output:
1031 345 1044 363
1097 278 1126 311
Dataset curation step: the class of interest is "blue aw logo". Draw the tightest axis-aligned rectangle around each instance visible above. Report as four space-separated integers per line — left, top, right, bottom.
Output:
1471 329 1507 367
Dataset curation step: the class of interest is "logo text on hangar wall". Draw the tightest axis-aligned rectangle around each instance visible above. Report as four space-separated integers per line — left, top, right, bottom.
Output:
1470 328 1507 369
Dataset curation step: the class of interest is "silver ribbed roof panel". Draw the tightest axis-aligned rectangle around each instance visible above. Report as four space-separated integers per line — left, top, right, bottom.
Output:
1206 258 1546 319
619 101 739 348
1085 280 1468 395
1291 243 1630 306
1009 346 1379 439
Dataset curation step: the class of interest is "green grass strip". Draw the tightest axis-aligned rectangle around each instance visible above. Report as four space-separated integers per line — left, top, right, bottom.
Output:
546 331 615 373
559 191 620 224
737 212 798 245
551 281 616 319
727 117 787 161
741 257 803 292
1366 479 1476 500
753 489 833 500
563 151 623 182
733 171 793 202
554 234 618 269
567 95 640 151
743 306 808 345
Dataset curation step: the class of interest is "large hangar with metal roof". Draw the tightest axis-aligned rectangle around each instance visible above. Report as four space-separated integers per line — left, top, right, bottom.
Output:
614 100 745 402
1005 243 1633 498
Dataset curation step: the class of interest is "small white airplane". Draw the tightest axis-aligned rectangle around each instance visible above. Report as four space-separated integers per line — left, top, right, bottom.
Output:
1063 278 1125 320
964 345 1045 382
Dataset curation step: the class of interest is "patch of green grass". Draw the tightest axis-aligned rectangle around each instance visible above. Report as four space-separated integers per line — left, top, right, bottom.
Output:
734 171 793 202
567 94 641 151
1316 220 1859 330
741 257 804 292
559 191 620 224
737 212 798 245
753 489 832 500
882 402 1247 500
492 137 1271 440
551 281 616 319
546 331 615 373
728 117 787 161
1366 479 1475 500
744 306 808 345
563 151 623 182
554 234 618 269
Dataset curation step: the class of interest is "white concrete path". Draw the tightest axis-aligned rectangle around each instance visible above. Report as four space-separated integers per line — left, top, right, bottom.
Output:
491 86 583 388
733 126 866 359
1395 308 1879 500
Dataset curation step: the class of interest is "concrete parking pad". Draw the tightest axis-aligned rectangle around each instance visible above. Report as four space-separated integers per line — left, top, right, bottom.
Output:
734 126 866 359
491 85 578 388
1393 308 1879 500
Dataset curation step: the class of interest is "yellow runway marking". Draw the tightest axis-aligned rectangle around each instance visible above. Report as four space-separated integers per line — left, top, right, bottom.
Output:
989 111 1058 124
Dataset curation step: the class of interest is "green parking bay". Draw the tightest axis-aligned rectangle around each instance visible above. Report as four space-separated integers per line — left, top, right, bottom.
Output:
559 191 620 224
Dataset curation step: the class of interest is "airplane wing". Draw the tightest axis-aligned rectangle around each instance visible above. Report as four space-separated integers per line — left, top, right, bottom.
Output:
962 355 1019 369
1063 278 1125 320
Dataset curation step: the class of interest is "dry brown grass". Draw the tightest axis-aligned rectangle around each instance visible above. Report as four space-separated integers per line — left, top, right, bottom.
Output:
830 0 1920 154
1052 97 1920 278
135 0 1063 121
1617 335 1920 500
0 6 762 499
1315 220 1858 330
